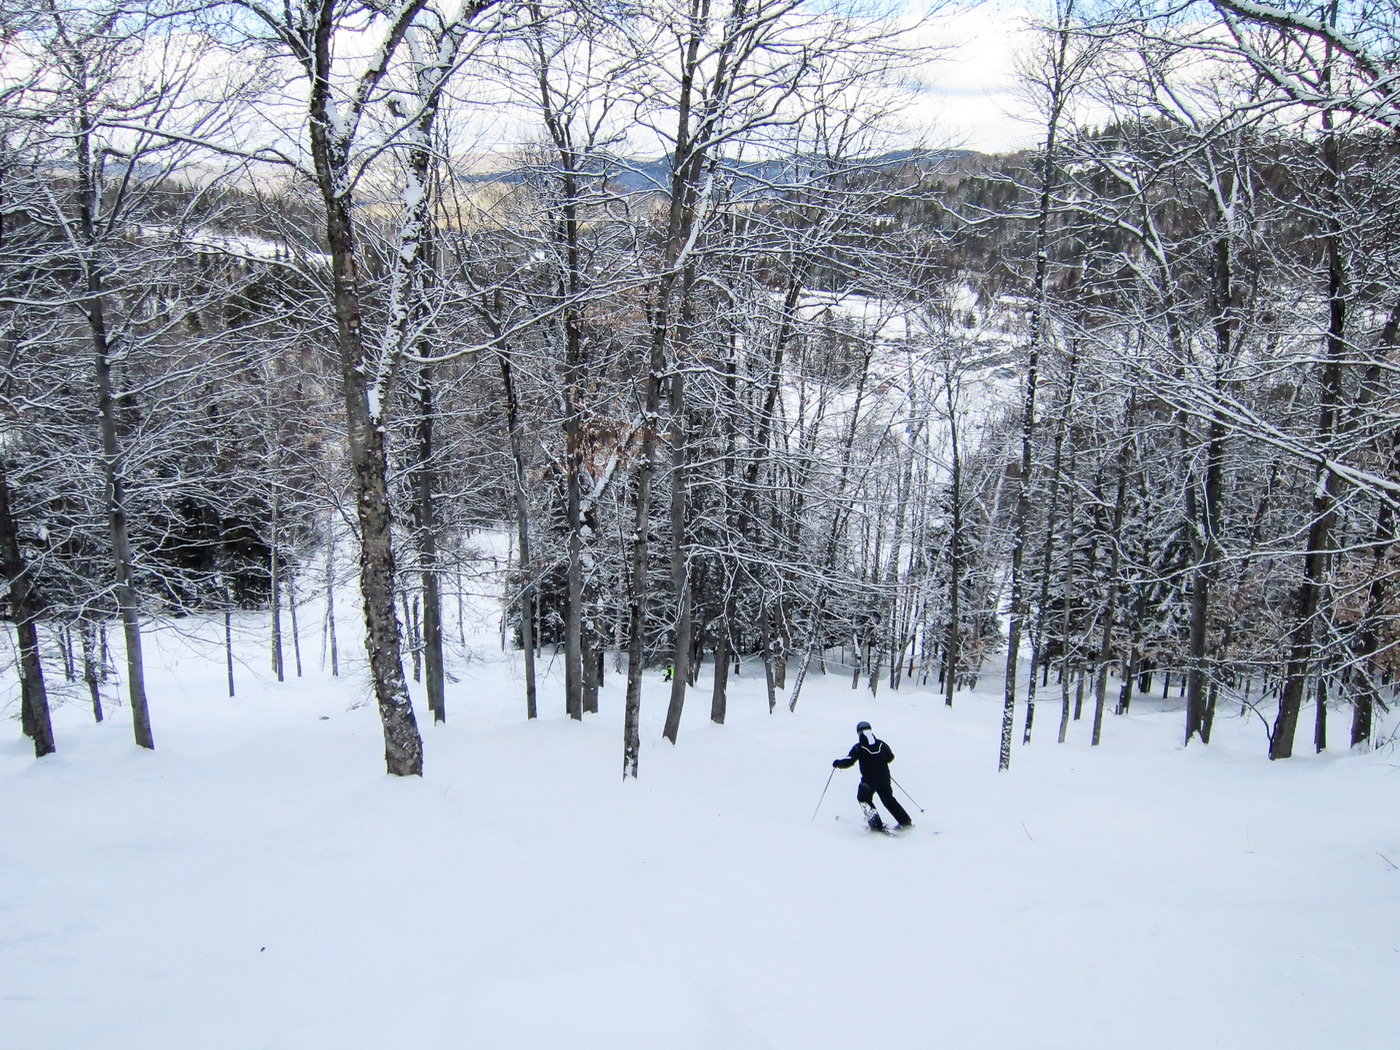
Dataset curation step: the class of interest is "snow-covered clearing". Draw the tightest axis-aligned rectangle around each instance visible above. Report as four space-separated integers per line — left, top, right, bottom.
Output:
2 558 1397 1049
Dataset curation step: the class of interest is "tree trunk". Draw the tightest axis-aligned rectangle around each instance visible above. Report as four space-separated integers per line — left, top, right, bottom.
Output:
325 517 339 676
663 262 701 742
565 415 584 720
1091 394 1135 747
414 365 446 724
1270 118 1347 762
60 627 75 682
1116 649 1138 715
1000 210 1047 763
0 455 55 757
312 137 421 776
1183 430 1221 746
790 347 876 714
710 623 731 724
583 546 601 714
1349 667 1377 750
1000 0 1074 770
624 45 715 771
402 592 419 683
760 602 778 715
1056 440 1081 742
288 573 303 678
63 89 153 749
945 458 961 709
1347 429 1398 747
708 327 743 725
496 340 538 720
81 614 103 722
1057 656 1072 744
224 607 236 697
270 481 284 682
1185 223 1234 745
716 280 800 716
92 284 153 751
623 320 667 778
1313 673 1327 753
1203 679 1219 743
582 597 600 715
1025 340 1080 740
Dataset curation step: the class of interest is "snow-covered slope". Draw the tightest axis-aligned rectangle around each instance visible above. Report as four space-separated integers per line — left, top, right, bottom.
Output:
1 562 1396 1049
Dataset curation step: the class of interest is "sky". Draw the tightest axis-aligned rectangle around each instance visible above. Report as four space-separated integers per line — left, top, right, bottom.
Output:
912 1 1043 153
435 1 1047 162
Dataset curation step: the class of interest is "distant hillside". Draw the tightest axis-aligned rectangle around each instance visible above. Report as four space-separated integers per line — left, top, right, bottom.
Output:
459 148 981 194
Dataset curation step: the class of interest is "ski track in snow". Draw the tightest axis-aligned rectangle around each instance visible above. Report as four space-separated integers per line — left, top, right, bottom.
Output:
1 543 1397 1050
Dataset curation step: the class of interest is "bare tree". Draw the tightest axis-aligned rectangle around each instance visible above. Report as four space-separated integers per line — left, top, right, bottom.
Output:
999 0 1096 771
1208 0 1400 129
0 449 55 757
224 0 513 774
5 2 249 750
622 0 824 772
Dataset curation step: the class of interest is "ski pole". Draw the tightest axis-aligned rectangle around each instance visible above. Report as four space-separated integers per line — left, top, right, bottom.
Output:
811 768 836 822
890 776 924 813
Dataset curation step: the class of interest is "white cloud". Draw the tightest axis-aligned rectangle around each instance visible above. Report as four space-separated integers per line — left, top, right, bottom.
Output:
903 1 1043 153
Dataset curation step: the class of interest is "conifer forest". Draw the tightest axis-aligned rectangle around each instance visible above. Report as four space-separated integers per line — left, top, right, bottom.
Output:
4 0 1400 777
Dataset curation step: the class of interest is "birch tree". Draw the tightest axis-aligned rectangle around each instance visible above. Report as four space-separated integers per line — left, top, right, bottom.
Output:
224 0 513 774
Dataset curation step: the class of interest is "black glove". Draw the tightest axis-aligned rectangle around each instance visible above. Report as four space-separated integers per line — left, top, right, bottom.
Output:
832 759 841 768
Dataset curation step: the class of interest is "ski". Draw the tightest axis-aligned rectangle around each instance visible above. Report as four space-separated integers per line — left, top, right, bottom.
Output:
834 815 916 836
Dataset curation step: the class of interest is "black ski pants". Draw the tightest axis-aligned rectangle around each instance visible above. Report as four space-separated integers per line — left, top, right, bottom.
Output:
857 780 911 826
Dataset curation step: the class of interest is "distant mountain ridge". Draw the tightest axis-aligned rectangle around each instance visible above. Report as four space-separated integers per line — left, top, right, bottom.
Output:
460 147 979 193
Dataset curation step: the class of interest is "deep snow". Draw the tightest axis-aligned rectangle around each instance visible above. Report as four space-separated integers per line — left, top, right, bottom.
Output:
2 564 1397 1049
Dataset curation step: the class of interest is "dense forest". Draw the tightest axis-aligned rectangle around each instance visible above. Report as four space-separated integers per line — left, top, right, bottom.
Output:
2 0 1398 774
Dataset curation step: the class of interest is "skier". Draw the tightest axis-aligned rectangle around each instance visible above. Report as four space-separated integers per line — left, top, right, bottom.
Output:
832 721 912 831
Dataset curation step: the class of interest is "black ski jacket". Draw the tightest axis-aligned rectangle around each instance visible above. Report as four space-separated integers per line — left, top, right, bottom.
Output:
833 738 894 790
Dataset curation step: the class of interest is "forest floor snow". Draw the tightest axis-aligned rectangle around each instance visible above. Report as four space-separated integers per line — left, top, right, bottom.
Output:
2 587 1398 1049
